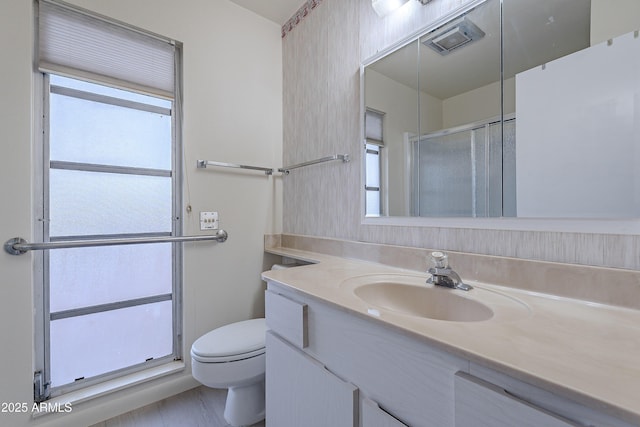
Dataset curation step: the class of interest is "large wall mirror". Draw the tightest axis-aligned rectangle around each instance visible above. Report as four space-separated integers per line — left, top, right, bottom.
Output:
363 0 640 221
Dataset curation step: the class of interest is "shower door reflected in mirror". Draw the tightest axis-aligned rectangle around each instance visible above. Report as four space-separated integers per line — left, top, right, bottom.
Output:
411 117 515 217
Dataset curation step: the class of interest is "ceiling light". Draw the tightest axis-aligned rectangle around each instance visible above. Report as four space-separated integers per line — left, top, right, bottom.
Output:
372 0 409 17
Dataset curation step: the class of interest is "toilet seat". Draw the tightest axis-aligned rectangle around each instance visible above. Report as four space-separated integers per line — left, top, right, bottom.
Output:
192 347 264 363
191 318 266 363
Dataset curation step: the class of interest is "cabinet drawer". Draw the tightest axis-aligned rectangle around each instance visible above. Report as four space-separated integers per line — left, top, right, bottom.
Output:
265 289 308 348
455 372 579 427
361 398 408 427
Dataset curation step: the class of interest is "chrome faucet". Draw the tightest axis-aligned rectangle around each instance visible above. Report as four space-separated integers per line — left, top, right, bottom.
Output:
427 251 472 291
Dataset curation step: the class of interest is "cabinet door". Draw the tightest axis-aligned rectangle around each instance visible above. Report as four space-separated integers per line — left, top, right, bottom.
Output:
266 331 357 427
361 397 408 427
455 373 580 427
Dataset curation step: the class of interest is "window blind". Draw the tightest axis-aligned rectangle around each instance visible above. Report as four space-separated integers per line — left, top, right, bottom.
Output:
365 109 384 146
38 0 176 98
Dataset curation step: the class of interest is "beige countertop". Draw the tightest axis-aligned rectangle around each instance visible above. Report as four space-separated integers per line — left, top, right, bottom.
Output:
262 247 640 425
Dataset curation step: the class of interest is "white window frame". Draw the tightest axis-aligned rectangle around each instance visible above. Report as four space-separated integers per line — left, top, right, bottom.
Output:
33 0 183 402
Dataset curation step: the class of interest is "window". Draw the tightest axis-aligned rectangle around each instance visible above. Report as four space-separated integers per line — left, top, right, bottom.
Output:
365 109 385 216
34 0 182 401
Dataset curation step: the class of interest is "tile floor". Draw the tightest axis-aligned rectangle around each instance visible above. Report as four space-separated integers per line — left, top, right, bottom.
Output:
90 386 265 427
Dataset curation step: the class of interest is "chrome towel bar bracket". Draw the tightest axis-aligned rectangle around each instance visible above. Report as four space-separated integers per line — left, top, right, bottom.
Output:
197 160 274 175
278 154 350 174
196 154 350 176
4 229 228 256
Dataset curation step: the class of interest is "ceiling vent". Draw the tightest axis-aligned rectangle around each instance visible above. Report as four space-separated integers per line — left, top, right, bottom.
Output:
422 18 485 56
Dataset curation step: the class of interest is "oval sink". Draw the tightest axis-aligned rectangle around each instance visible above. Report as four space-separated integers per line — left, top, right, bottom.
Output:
340 274 530 323
354 282 493 322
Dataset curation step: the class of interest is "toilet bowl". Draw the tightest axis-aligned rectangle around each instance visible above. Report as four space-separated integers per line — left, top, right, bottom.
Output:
191 318 266 427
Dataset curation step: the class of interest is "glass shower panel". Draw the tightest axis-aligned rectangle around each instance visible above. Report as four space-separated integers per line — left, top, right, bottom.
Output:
415 121 507 217
416 131 473 217
473 126 489 217
502 118 517 217
485 121 505 218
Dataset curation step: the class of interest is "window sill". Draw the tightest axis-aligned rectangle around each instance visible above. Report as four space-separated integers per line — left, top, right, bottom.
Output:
31 361 185 419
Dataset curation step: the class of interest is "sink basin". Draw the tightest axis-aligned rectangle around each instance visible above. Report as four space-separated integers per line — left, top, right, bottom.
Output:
340 274 530 323
354 282 493 322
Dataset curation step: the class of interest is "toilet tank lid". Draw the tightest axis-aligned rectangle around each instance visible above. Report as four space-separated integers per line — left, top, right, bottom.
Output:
192 318 266 358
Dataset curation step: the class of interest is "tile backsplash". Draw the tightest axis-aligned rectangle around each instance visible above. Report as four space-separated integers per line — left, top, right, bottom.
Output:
268 234 640 310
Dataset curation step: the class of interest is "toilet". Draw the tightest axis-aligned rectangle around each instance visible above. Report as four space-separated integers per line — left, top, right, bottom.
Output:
191 318 266 426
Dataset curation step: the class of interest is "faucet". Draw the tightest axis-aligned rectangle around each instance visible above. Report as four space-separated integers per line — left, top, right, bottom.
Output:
426 251 473 291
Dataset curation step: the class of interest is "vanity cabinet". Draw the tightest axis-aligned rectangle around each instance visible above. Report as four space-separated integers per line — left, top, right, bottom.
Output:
265 285 467 427
465 363 636 427
454 372 578 427
361 398 408 427
265 331 357 427
265 282 636 427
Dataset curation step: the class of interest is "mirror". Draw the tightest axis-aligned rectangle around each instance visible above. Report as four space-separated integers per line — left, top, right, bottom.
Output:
364 0 640 219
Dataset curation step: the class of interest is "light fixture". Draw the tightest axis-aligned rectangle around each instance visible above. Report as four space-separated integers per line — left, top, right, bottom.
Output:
372 0 409 17
372 0 434 18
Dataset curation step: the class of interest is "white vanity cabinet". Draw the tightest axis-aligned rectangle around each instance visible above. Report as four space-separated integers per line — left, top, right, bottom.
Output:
265 284 468 427
361 398 409 427
465 363 637 427
454 372 579 427
266 331 357 427
265 282 636 427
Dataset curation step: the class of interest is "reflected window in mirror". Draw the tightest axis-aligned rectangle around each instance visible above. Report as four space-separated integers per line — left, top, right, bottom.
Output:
365 108 385 217
364 38 420 217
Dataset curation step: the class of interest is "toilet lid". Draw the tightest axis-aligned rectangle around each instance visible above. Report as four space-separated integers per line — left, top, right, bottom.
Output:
191 318 266 359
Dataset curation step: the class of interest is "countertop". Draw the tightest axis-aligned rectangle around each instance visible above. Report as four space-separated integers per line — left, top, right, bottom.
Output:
262 247 640 425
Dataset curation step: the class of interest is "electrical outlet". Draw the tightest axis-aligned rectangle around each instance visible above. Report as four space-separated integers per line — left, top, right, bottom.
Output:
200 211 219 230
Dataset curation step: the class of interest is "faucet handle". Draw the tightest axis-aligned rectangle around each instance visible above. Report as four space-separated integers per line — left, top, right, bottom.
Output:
430 251 449 268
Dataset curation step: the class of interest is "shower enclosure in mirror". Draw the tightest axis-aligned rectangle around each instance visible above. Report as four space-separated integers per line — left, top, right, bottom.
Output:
410 116 515 217
363 0 640 219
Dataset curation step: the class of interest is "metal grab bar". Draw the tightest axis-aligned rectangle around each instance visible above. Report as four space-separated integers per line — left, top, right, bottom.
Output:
4 229 228 256
197 160 274 175
278 154 350 174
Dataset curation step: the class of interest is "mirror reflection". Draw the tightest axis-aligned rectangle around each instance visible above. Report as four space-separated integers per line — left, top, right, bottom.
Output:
364 0 640 219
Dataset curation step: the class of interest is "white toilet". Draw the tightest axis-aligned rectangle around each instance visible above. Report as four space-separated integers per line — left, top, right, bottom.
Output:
191 318 266 426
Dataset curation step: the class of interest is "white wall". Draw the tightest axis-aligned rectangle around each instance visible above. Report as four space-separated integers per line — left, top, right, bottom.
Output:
0 1 282 426
516 30 640 218
442 77 515 128
591 0 640 45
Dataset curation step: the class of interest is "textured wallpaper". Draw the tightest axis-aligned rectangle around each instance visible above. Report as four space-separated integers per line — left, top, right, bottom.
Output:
282 0 640 270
